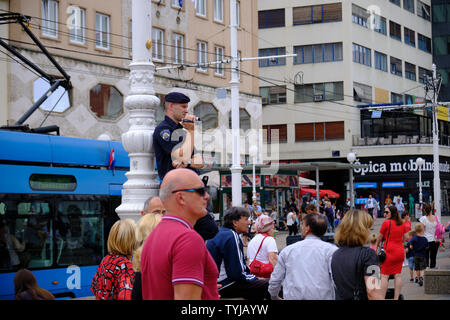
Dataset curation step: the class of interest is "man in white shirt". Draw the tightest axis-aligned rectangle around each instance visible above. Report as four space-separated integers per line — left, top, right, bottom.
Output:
395 198 405 215
268 213 337 300
366 194 376 219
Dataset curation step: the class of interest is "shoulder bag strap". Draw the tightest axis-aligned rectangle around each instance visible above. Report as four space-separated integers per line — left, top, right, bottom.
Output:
353 247 365 299
384 220 391 250
254 236 268 260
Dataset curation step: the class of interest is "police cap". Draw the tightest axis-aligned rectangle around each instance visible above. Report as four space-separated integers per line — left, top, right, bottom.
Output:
165 92 190 104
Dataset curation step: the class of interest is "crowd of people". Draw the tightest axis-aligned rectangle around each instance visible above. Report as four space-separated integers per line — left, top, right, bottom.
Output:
8 91 449 300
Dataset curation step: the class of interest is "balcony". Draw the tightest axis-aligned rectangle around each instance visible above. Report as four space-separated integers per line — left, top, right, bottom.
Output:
352 135 439 146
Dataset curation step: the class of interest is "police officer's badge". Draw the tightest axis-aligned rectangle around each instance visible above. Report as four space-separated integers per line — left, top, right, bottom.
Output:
160 129 171 142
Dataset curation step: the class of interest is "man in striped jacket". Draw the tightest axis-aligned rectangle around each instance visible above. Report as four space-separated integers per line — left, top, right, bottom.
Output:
206 207 270 299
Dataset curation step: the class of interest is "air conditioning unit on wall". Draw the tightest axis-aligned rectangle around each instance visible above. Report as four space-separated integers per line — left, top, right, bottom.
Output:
314 94 323 102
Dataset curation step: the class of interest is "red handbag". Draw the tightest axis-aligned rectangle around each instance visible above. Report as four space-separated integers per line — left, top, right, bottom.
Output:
249 236 274 278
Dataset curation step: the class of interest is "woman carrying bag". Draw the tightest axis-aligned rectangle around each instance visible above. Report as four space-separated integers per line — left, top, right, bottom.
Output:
247 215 278 278
376 206 408 300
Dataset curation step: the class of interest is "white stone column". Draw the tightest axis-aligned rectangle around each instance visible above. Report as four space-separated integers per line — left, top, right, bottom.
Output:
116 0 160 222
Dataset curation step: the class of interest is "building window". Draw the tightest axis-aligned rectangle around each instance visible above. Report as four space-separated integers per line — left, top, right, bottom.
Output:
372 14 387 35
228 109 251 132
258 47 286 67
293 3 342 25
33 77 71 112
352 43 371 67
432 4 450 23
260 86 287 105
391 92 404 103
294 42 342 64
352 4 369 28
193 103 218 132
417 0 430 21
295 121 344 141
258 9 285 28
405 62 416 81
263 124 287 144
89 84 123 120
404 0 415 13
96 13 110 50
375 51 387 72
294 82 344 103
418 33 431 53
404 27 415 47
390 0 401 6
68 6 85 44
389 21 402 41
214 0 223 22
152 28 164 62
433 36 449 56
353 82 372 104
172 0 182 8
215 46 224 76
197 41 208 72
173 33 184 64
195 0 206 17
390 57 402 77
418 67 432 84
42 0 58 38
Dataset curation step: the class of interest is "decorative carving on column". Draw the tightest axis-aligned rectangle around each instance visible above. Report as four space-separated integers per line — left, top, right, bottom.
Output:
116 0 160 222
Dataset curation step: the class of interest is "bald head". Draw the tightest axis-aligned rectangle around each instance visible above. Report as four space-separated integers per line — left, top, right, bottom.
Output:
141 196 165 216
159 168 209 225
160 169 201 202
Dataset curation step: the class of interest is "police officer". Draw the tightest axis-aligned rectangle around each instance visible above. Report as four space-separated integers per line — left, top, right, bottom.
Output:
153 92 203 181
153 92 217 241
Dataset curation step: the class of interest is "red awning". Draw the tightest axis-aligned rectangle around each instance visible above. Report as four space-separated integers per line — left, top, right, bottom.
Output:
321 189 340 199
300 188 340 198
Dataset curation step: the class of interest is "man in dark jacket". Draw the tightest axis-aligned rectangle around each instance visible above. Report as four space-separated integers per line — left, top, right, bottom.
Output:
206 207 271 299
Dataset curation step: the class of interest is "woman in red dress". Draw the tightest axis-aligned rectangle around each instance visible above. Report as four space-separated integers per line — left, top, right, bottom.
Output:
376 205 408 300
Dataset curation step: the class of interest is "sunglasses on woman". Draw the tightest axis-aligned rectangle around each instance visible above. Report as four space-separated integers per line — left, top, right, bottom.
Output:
171 187 207 196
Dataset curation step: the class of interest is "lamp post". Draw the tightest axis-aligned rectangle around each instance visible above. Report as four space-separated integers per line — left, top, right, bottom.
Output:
416 157 425 214
347 152 357 209
249 145 258 204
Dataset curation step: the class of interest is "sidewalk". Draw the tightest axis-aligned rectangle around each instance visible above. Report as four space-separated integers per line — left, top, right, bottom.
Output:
271 215 450 300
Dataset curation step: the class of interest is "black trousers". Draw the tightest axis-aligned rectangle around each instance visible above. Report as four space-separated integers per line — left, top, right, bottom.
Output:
426 241 440 268
219 279 271 300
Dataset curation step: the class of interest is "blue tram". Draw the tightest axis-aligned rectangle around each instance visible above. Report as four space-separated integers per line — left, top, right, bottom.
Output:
0 130 129 299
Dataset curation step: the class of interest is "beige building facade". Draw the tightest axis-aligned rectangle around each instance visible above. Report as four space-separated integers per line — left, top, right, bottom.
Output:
2 0 261 168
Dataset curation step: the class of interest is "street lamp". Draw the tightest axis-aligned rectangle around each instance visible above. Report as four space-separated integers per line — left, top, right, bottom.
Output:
347 152 357 209
416 157 425 214
249 145 258 204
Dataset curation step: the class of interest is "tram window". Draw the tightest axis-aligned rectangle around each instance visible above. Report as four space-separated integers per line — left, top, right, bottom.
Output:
0 200 52 271
29 174 76 191
0 202 5 215
55 200 105 266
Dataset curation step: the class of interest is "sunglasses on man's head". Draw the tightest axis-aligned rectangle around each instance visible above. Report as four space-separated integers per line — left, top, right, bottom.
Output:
171 187 207 196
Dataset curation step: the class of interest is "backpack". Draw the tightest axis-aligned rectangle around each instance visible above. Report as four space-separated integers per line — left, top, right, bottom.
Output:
435 216 445 240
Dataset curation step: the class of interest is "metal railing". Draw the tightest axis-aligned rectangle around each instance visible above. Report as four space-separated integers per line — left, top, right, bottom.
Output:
351 134 446 146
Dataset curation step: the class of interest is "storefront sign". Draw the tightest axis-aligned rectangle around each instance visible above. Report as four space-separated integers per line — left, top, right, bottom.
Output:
264 175 298 187
382 182 405 188
355 182 377 189
221 174 260 188
353 158 450 176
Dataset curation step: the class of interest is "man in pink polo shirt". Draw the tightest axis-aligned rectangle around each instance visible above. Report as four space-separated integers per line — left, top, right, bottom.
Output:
141 168 219 300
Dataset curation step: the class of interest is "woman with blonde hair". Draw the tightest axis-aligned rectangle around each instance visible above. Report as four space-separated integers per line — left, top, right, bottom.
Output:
131 213 162 300
91 219 137 300
331 210 384 300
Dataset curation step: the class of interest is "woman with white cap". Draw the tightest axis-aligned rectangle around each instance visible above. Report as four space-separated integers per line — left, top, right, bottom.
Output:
246 215 278 278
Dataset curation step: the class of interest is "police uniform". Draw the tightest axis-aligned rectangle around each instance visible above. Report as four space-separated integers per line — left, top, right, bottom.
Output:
153 92 199 180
